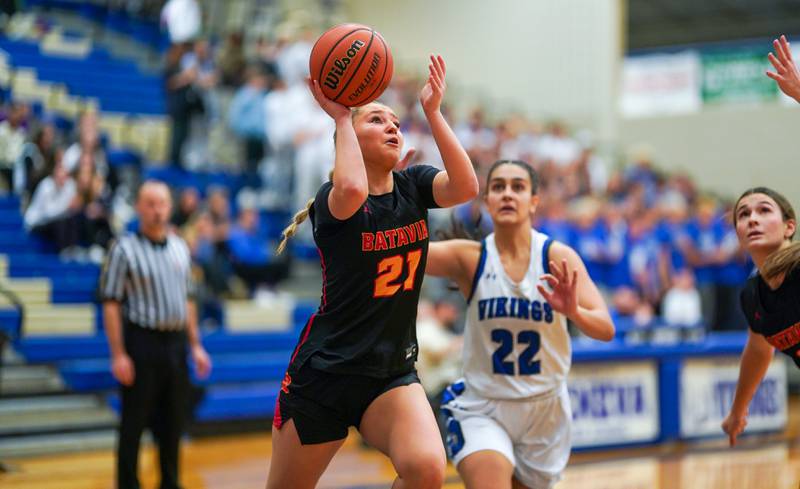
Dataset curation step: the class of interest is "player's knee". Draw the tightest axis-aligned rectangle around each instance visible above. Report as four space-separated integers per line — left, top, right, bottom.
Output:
397 451 446 488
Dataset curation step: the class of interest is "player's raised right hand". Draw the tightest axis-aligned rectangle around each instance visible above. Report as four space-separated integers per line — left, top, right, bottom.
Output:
308 77 351 121
767 35 800 103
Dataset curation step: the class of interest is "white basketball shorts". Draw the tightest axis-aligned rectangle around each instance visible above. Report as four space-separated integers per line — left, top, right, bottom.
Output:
441 380 572 489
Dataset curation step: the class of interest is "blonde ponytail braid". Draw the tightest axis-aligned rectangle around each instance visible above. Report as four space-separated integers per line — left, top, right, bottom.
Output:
276 198 314 255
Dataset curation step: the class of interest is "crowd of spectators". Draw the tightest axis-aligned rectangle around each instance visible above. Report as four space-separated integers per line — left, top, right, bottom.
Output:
0 3 754 334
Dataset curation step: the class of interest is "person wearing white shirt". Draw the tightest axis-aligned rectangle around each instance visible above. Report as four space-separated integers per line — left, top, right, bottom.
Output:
160 0 200 44
24 160 80 252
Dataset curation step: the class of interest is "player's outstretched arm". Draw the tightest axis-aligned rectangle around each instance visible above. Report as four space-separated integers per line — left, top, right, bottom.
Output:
308 78 368 220
418 55 479 208
767 35 800 103
426 240 481 297
537 242 615 341
722 330 774 447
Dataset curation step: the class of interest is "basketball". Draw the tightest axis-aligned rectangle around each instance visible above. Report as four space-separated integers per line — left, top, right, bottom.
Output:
309 23 393 107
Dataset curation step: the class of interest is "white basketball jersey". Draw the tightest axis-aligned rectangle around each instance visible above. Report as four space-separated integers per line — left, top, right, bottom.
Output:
462 231 571 400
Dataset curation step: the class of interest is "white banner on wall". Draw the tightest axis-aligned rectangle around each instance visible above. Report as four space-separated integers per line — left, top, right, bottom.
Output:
680 357 787 438
568 361 659 448
620 51 702 118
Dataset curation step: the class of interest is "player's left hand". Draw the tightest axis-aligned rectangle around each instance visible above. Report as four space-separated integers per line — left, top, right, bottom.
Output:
767 35 800 103
191 344 213 379
419 54 447 114
537 259 579 318
394 148 417 171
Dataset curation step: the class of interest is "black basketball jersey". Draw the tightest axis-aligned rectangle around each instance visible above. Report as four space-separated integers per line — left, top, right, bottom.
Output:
288 164 441 378
740 268 800 368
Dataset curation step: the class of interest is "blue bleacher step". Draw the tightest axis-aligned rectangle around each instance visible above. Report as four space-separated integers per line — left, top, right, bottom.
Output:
196 381 281 422
60 351 292 392
106 381 281 422
18 329 304 363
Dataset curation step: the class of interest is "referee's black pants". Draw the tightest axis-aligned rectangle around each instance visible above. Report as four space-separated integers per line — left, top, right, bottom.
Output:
118 324 189 489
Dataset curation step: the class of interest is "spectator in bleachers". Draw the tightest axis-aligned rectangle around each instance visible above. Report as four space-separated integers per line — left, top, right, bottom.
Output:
713 211 751 331
534 197 573 245
181 38 218 169
624 144 660 207
262 72 295 209
454 107 496 166
187 210 230 297
680 196 723 328
0 101 28 192
14 121 56 199
662 268 703 327
627 212 665 308
574 130 609 196
73 153 113 257
570 197 606 284
655 191 691 279
160 0 201 45
611 285 655 327
216 30 246 88
200 186 233 293
227 63 272 187
207 185 230 234
600 201 631 291
171 186 200 229
62 124 108 180
228 206 289 297
24 157 82 253
274 20 314 88
291 95 335 233
165 42 203 169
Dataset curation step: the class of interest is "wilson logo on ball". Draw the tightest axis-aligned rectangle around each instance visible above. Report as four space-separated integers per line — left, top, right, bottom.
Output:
323 39 366 90
310 23 394 107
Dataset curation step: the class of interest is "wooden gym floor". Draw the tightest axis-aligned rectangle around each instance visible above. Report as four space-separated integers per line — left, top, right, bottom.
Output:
3 400 800 489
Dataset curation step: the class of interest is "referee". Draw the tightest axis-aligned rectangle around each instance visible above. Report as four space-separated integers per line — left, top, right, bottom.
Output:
100 180 211 489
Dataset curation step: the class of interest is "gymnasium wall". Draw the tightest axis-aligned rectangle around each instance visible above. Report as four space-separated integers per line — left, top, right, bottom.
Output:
344 0 624 141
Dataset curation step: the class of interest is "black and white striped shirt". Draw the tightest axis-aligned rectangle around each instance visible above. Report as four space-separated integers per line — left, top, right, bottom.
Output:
100 232 194 331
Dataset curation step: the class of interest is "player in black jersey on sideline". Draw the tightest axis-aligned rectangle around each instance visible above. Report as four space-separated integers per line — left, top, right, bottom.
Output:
722 38 800 446
265 55 479 489
722 187 800 446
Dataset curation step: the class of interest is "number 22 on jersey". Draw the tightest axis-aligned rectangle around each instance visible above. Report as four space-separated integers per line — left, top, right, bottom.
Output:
492 329 541 376
373 249 422 297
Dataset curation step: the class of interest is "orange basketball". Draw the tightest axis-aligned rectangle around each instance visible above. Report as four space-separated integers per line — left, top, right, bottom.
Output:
309 23 393 107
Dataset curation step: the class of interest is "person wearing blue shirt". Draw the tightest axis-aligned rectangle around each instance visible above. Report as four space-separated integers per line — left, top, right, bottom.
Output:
601 202 632 289
227 207 289 295
627 214 664 308
570 198 607 287
682 197 724 329
227 63 275 187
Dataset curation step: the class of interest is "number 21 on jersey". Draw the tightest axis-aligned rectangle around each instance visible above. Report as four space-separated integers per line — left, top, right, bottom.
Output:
373 249 422 297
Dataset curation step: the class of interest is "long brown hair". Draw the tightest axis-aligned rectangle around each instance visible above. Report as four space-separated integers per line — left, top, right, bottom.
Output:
733 186 800 281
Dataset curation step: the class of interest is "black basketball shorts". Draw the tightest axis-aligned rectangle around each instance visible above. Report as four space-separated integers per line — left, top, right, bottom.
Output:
273 364 420 445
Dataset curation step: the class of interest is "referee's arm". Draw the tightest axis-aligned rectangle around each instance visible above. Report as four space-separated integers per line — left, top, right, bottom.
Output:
186 299 211 378
184 266 211 379
99 242 135 386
